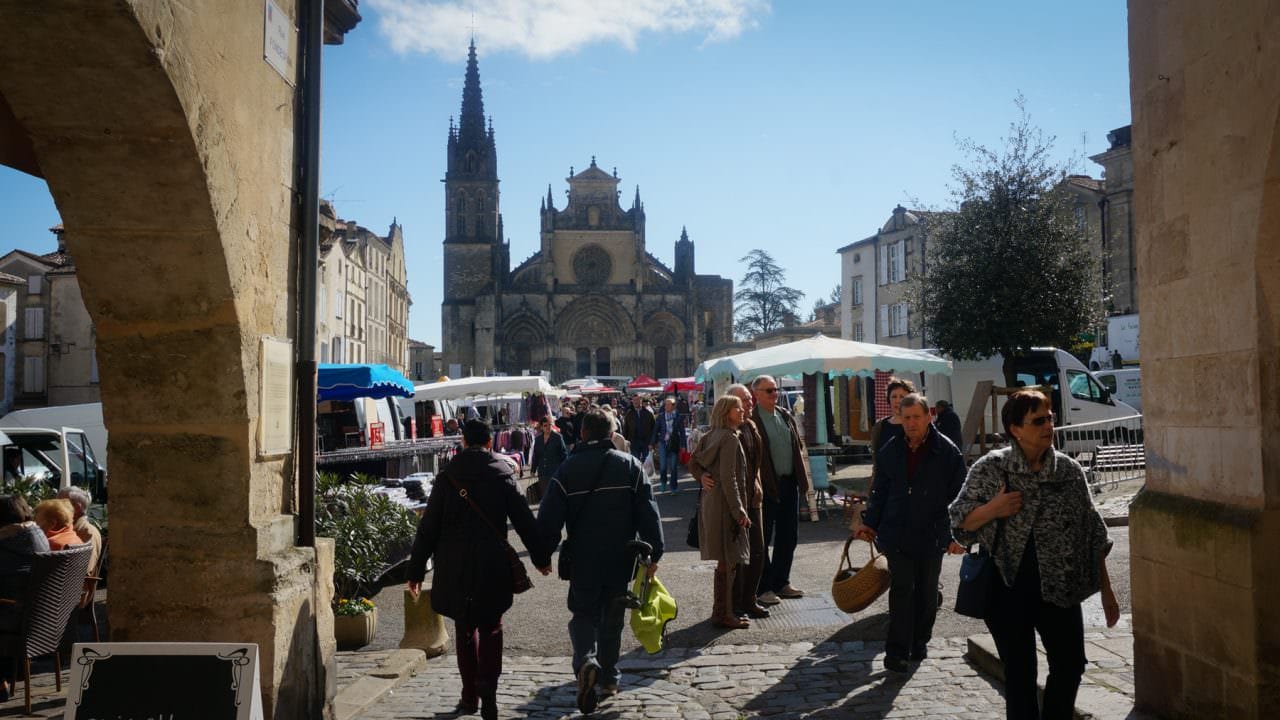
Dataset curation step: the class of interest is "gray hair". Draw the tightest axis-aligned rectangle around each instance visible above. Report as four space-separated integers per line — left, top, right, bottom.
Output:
57 486 91 516
750 375 777 390
724 383 750 399
899 392 930 413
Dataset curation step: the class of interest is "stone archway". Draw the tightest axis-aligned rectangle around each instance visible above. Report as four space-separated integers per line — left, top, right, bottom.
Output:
643 311 686 379
0 3 332 717
555 295 634 378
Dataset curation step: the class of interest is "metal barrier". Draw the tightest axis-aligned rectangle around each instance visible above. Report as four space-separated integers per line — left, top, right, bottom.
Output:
1053 415 1145 492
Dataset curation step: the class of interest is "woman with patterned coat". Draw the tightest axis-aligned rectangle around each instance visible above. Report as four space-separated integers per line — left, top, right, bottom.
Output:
949 389 1120 720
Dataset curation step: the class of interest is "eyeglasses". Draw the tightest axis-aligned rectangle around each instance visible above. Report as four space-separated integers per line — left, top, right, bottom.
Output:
1026 412 1055 427
760 388 779 394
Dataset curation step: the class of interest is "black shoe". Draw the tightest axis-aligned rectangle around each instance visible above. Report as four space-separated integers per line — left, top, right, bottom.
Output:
909 648 928 662
453 699 478 715
480 691 498 720
884 656 911 673
577 662 599 715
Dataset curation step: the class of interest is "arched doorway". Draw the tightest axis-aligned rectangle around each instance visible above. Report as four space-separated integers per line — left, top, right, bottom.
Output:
0 3 338 717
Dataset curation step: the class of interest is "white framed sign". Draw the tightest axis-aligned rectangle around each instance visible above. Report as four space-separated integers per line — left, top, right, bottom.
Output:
259 336 294 457
64 642 263 720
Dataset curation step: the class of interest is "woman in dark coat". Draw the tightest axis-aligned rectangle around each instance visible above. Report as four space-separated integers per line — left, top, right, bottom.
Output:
530 416 568 503
407 421 552 720
0 495 49 701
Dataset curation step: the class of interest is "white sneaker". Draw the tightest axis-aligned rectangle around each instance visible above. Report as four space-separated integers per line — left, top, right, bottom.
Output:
757 591 781 606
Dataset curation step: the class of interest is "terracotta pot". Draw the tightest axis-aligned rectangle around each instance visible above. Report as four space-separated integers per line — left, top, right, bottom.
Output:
334 606 378 650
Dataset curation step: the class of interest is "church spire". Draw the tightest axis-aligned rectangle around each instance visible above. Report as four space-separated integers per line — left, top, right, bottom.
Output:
546 184 555 210
458 39 487 147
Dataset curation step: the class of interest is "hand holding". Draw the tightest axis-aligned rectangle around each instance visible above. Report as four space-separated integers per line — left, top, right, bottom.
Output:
947 541 966 555
537 566 552 576
646 562 659 579
406 581 421 599
737 515 751 528
854 526 876 542
700 473 716 490
986 487 1023 518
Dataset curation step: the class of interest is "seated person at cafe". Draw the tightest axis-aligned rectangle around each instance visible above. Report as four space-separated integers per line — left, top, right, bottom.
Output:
34 499 81 551
57 487 102 576
0 495 50 700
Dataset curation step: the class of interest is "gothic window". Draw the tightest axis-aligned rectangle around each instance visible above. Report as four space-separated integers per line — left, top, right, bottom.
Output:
576 348 591 377
705 329 714 348
515 345 532 372
654 346 669 379
595 347 611 376
466 151 477 173
572 245 612 285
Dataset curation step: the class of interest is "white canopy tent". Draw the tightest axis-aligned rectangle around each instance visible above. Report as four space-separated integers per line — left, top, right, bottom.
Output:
694 333 952 383
412 375 564 402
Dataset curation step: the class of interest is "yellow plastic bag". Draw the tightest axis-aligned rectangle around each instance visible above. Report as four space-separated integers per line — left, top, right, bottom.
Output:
628 565 678 654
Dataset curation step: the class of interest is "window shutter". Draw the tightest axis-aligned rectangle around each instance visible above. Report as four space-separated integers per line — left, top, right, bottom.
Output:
24 307 44 340
27 275 42 295
335 291 344 319
878 245 888 286
894 242 906 282
24 357 44 393
879 304 889 338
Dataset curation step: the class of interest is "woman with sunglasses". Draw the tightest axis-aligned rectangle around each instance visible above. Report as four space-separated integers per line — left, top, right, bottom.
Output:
949 389 1120 720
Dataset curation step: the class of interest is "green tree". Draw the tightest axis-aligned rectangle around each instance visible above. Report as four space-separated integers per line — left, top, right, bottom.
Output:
735 249 804 339
910 97 1102 383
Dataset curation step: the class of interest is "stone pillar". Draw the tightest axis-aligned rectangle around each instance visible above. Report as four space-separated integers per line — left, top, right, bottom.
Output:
1128 2 1280 717
0 2 336 717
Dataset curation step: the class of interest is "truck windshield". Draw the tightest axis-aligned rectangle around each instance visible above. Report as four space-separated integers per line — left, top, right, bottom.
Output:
2 435 63 487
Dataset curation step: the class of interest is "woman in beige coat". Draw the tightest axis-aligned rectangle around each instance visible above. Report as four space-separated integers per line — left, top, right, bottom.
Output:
693 395 752 629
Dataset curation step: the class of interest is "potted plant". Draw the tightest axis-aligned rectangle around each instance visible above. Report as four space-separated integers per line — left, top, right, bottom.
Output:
316 472 418 650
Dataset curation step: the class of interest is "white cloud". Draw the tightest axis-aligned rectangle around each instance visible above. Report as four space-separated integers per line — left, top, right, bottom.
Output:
368 0 769 59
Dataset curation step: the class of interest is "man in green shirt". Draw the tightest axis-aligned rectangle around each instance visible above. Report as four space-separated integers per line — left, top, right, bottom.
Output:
750 375 811 604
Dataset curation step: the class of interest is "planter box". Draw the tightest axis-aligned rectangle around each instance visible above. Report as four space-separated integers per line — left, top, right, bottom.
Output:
334 606 378 650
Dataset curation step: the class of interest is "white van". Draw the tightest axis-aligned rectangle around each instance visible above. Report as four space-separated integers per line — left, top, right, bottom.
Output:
1 403 108 467
0 426 107 501
924 348 1139 451
1092 368 1142 413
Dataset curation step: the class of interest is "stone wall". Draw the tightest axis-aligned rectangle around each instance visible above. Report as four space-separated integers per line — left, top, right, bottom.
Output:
1128 0 1280 716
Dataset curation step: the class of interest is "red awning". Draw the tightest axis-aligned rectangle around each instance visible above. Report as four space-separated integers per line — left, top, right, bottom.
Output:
627 374 661 389
662 377 703 393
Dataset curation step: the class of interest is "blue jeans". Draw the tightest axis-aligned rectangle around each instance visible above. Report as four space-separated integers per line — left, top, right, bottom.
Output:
567 581 628 686
760 475 800 594
659 447 681 490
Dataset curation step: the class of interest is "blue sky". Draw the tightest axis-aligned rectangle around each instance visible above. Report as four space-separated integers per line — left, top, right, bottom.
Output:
0 1 1130 348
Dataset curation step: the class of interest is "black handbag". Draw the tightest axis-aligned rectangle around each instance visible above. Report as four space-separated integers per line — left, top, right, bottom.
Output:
444 471 533 594
686 501 700 549
954 548 997 618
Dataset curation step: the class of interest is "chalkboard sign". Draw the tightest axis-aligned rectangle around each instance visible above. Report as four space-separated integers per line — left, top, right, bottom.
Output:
64 643 263 720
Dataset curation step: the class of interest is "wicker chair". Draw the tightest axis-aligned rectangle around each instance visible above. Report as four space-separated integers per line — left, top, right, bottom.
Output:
0 543 93 713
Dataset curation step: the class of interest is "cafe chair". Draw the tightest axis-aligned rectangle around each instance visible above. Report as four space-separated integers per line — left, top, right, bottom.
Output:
0 544 93 714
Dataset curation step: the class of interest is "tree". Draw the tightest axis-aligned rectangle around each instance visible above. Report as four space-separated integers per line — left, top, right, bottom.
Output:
910 97 1102 384
734 249 804 339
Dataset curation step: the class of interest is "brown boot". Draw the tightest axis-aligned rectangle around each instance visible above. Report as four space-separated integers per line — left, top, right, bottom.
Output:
712 564 749 629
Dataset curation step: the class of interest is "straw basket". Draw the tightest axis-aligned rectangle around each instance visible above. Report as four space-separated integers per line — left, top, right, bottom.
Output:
831 537 891 613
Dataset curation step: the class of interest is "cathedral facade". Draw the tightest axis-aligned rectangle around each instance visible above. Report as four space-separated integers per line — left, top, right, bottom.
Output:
441 44 734 382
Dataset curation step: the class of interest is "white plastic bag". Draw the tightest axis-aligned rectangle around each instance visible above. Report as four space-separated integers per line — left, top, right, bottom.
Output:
642 453 657 481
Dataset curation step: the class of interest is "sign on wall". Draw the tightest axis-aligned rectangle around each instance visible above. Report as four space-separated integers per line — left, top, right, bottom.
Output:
263 0 294 83
259 336 294 456
64 643 263 720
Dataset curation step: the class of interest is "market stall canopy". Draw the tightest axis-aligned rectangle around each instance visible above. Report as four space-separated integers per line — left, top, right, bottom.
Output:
413 375 563 402
663 377 704 393
694 334 952 382
627 374 662 391
317 363 415 402
578 384 621 394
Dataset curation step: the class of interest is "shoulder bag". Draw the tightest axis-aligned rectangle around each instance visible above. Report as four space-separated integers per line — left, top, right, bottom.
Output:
444 470 533 594
557 456 609 580
954 516 1003 619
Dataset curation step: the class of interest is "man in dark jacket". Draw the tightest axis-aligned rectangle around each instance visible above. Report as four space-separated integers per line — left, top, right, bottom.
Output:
622 395 656 462
539 410 664 713
651 397 687 492
933 400 964 450
751 375 811 605
407 421 553 719
856 394 965 673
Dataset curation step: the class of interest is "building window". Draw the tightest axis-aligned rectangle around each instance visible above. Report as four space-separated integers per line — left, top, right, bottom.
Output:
1075 205 1088 239
595 347 611 376
414 361 423 380
887 241 906 283
576 348 591 377
26 275 41 295
654 346 670 379
853 322 864 342
851 276 863 306
23 357 44 393
891 303 909 336
335 291 344 319
23 307 43 340
515 345 532 372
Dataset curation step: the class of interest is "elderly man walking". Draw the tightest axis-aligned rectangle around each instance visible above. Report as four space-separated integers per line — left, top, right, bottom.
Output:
539 409 664 714
857 393 966 672
751 375 811 605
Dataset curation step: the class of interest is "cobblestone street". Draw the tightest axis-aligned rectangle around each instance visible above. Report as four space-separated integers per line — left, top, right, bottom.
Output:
355 638 1009 720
